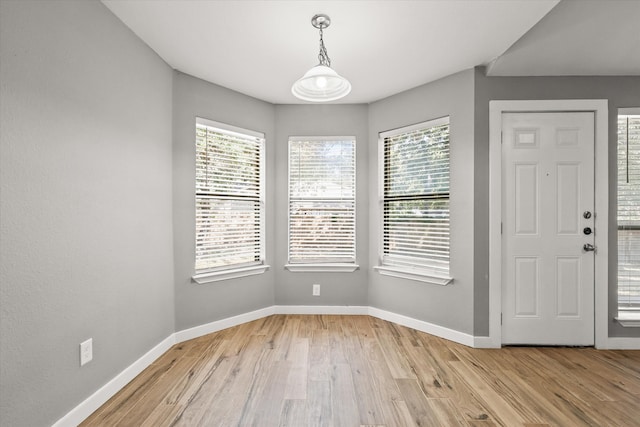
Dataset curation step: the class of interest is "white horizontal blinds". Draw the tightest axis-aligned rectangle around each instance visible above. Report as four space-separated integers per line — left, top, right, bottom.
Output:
617 114 640 311
289 138 356 263
382 118 450 275
195 120 264 272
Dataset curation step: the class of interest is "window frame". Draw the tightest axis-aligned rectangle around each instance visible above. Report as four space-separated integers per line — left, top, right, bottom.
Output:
285 136 358 273
374 117 453 285
192 117 269 284
616 108 640 327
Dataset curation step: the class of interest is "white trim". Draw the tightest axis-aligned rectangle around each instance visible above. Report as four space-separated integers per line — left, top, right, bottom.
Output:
196 117 265 140
275 305 369 315
288 135 356 142
175 306 276 343
287 137 357 265
379 116 450 139
192 264 270 284
616 111 639 327
473 336 498 349
616 319 640 328
284 263 360 273
52 306 369 426
600 337 640 350
55 300 633 426
52 335 175 427
615 312 640 328
374 265 453 285
377 117 452 278
489 99 609 349
368 307 475 347
194 118 266 274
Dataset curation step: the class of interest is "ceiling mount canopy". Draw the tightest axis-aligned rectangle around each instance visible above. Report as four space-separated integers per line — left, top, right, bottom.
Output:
291 14 351 102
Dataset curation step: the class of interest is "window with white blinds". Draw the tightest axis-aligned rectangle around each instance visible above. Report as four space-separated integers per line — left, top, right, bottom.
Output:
379 117 450 279
288 137 356 264
195 118 265 274
617 112 640 314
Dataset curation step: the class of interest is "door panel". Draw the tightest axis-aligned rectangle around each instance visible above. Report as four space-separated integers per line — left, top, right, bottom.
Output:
556 257 580 317
514 257 539 316
502 112 595 345
557 164 580 234
515 164 538 235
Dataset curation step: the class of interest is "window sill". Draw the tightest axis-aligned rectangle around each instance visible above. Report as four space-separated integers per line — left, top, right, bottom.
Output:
285 263 359 273
374 265 453 286
192 264 270 284
615 312 640 327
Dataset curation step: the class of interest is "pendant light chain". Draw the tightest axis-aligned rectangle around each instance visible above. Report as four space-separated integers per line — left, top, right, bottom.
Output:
318 26 331 67
291 13 351 102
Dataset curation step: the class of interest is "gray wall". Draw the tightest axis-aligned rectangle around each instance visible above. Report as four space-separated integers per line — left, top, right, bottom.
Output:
274 105 369 306
0 1 175 426
473 66 640 338
2 3 637 424
368 70 477 335
172 72 276 331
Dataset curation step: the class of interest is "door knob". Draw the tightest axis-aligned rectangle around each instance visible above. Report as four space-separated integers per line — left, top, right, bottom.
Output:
583 243 596 252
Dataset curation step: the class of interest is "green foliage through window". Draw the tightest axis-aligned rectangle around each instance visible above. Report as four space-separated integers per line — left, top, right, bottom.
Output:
617 113 640 312
195 120 265 272
381 118 450 275
288 138 356 263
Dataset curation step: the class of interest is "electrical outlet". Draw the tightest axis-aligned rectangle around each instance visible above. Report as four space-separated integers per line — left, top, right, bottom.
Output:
80 338 93 366
312 284 320 296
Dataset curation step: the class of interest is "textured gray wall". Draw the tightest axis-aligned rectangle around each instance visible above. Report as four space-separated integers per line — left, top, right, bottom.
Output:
0 1 175 426
2 4 637 424
473 67 640 338
273 105 369 306
368 70 477 335
172 72 276 331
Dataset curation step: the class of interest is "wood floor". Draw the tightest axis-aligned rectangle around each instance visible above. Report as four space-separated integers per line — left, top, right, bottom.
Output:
81 315 640 427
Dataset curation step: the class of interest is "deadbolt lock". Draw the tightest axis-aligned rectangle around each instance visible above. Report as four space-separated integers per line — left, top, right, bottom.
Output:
583 227 592 235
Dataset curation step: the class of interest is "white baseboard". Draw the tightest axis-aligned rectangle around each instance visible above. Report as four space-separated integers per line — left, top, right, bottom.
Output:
603 337 640 350
53 305 370 426
174 306 276 343
275 305 369 315
174 306 369 344
52 334 175 427
367 307 476 347
473 336 500 349
56 304 635 426
274 306 475 348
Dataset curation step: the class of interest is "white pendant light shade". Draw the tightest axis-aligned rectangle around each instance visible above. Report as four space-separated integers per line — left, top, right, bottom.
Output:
291 65 352 102
291 14 351 102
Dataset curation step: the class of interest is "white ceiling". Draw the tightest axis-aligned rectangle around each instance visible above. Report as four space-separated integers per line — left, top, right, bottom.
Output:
103 0 610 105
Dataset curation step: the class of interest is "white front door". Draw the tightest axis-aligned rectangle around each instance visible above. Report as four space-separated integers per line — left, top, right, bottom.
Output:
502 112 595 345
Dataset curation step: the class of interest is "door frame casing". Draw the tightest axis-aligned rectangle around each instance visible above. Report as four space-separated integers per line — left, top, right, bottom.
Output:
489 100 608 349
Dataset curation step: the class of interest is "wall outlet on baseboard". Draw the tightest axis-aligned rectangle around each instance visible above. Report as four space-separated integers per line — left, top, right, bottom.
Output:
312 284 320 296
80 338 93 366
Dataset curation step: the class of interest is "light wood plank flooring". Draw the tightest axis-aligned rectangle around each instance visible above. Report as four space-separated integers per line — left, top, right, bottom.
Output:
81 315 640 426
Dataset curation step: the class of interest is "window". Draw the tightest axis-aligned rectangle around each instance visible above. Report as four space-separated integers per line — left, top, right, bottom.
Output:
617 110 640 325
286 137 357 272
376 117 452 285
193 118 267 283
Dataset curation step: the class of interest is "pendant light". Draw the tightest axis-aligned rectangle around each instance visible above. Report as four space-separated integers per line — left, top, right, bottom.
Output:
291 14 351 102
